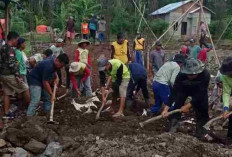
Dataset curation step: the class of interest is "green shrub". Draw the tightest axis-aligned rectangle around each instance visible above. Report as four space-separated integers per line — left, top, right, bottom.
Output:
148 19 169 36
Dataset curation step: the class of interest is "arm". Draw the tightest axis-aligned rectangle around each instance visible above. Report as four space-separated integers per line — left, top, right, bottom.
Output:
87 53 92 67
106 76 112 89
127 42 131 62
115 64 123 86
43 80 53 96
111 45 115 59
70 74 79 91
222 77 231 111
75 50 80 62
80 67 90 83
99 71 107 102
133 41 135 52
142 40 145 51
170 66 180 87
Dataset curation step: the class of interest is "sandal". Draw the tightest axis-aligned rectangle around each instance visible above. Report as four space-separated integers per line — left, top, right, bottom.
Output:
112 112 125 118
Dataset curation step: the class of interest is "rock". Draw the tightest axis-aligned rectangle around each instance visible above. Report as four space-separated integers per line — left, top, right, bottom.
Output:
46 129 59 144
60 136 75 150
12 147 28 157
0 148 16 154
0 139 6 147
24 139 46 154
39 142 62 157
22 127 47 142
6 128 30 147
154 155 163 157
2 154 11 157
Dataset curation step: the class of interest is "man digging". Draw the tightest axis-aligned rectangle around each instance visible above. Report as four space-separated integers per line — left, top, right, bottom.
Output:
162 58 210 139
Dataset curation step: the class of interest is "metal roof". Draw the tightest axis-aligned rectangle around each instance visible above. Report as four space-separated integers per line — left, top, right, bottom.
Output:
150 0 193 16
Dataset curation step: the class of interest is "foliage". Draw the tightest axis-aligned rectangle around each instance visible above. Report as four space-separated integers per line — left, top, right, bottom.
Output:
149 19 169 36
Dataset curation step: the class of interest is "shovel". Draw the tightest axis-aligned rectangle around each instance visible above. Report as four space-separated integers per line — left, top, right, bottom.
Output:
48 84 59 125
96 91 110 120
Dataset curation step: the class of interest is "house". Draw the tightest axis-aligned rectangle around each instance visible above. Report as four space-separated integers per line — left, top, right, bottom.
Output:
150 0 214 39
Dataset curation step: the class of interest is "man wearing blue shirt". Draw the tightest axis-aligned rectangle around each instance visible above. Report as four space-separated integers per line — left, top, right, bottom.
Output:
27 53 69 116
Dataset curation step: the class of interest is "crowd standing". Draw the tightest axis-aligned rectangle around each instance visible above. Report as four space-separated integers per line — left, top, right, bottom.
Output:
0 18 232 142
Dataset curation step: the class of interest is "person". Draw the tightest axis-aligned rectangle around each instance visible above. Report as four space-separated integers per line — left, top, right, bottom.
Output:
180 45 189 58
69 62 92 99
149 41 165 78
50 38 65 87
66 16 75 44
75 39 92 69
197 44 213 63
50 38 64 57
97 56 130 118
133 33 145 66
42 49 53 59
81 18 89 39
15 37 27 83
219 56 232 140
126 62 150 112
199 21 208 48
162 58 210 138
89 15 98 44
0 32 30 119
111 32 131 64
0 32 6 47
98 16 106 44
188 39 201 59
149 54 186 114
27 53 69 116
27 53 43 72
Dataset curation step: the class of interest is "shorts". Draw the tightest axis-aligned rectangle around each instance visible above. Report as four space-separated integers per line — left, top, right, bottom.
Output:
0 75 29 96
66 31 75 39
112 79 130 98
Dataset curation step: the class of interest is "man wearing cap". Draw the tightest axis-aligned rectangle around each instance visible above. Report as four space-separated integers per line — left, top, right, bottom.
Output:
133 33 145 66
220 55 232 140
149 41 165 78
69 62 91 99
75 39 92 69
162 58 210 138
66 16 75 44
197 44 213 63
126 62 150 112
50 38 65 87
27 53 69 116
111 32 131 64
188 39 201 59
149 54 186 114
98 56 130 118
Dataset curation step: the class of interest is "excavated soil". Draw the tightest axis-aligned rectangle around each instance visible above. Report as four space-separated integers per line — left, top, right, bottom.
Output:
0 43 232 157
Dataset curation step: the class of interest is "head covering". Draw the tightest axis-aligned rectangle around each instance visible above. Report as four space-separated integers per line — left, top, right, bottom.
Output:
189 38 195 43
180 46 188 56
69 62 81 73
172 54 186 64
56 38 63 43
77 39 90 46
69 16 73 19
181 58 205 74
155 40 162 46
220 55 232 75
31 53 43 63
97 55 109 71
17 37 26 48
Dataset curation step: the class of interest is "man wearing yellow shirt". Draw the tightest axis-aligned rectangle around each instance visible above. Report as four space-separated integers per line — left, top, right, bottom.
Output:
111 32 131 64
133 33 145 66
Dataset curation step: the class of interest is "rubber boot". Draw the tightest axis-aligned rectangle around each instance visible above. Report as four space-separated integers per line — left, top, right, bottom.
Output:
145 99 151 108
227 116 232 138
195 121 207 139
169 118 180 133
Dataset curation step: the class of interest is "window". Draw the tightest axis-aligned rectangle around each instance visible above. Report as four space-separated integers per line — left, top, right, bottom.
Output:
181 22 187 35
173 22 178 31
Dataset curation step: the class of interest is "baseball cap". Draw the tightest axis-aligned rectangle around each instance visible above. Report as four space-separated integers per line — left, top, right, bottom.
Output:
56 38 63 43
97 56 109 71
189 38 195 43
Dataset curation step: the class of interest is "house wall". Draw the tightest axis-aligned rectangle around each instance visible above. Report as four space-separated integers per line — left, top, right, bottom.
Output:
162 1 212 40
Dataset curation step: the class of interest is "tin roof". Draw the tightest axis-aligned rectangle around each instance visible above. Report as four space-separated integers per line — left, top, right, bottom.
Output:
150 0 193 16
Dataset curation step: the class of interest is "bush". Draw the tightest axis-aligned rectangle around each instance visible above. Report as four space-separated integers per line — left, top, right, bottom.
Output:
149 19 169 36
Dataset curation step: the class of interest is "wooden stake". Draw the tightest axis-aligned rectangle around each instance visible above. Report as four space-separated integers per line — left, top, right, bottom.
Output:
199 2 220 66
196 0 203 42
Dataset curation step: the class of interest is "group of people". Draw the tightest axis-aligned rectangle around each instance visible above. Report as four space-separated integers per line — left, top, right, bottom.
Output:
65 15 107 44
0 30 232 142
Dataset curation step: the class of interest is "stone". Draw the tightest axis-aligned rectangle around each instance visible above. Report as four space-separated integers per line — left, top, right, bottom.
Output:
60 136 75 150
0 139 6 147
24 139 46 154
39 142 63 157
2 154 11 157
6 128 30 147
22 127 47 142
12 147 28 157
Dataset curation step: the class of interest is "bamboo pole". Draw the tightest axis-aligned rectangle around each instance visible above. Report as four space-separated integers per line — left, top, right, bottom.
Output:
215 17 232 46
199 2 220 66
196 0 203 42
137 5 145 33
152 0 200 48
132 0 158 39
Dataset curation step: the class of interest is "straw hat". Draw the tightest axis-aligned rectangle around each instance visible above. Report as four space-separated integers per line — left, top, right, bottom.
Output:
69 62 81 73
77 39 90 46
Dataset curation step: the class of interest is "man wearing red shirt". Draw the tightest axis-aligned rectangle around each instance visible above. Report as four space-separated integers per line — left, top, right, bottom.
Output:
197 45 212 63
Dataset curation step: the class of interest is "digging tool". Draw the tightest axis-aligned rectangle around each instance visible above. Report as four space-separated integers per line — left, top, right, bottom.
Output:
48 84 59 125
203 112 232 131
139 109 181 128
96 91 110 120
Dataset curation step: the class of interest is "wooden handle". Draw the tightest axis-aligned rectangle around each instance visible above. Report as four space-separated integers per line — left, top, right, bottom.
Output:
96 92 110 120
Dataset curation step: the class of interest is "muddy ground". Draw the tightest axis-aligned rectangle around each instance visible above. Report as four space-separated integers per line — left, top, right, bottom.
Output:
0 43 232 157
